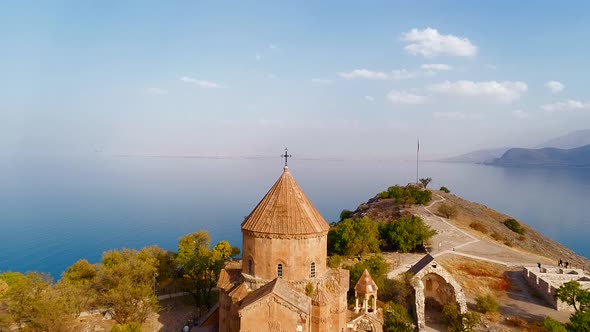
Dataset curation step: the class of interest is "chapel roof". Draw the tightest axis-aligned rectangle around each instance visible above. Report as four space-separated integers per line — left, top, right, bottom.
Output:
354 269 378 294
241 166 330 235
239 277 311 314
408 254 436 276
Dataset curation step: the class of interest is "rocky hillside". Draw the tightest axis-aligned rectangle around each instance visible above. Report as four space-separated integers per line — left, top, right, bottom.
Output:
489 144 590 167
348 190 590 269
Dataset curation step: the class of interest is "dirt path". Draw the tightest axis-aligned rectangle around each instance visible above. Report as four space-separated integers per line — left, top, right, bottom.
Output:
388 194 577 330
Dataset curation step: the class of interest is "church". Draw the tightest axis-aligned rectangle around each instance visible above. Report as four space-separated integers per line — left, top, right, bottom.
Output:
209 161 383 332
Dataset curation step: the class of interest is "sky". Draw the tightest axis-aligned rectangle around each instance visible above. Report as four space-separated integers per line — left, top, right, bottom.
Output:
1 1 590 160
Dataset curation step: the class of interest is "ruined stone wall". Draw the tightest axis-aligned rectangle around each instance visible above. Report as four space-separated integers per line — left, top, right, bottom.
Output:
522 267 590 311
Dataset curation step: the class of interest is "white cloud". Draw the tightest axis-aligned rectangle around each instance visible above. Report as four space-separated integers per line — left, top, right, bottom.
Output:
433 112 483 119
340 68 415 80
429 80 528 103
311 78 333 84
401 28 477 57
145 87 167 95
421 63 451 71
545 81 565 93
386 90 428 104
512 109 531 119
180 76 226 89
541 100 590 113
364 95 375 102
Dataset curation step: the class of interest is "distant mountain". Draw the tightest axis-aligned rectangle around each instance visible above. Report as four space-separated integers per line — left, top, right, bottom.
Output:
440 148 510 164
536 129 590 149
489 144 590 167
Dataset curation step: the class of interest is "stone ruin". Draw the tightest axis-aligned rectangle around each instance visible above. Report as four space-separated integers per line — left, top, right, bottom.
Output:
523 266 590 311
408 254 467 332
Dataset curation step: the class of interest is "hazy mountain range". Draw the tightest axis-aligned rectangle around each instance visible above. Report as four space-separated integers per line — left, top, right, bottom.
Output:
442 129 590 167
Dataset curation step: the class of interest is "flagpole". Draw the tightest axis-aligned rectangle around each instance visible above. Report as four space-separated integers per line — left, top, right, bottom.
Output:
416 137 419 185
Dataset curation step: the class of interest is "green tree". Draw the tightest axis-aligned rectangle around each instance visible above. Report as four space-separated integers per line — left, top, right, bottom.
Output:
419 177 432 189
437 203 458 219
567 311 590 331
347 255 390 300
174 231 228 308
379 185 432 205
440 186 450 193
97 249 159 324
327 217 380 256
379 216 437 253
442 304 480 332
555 281 590 312
383 302 414 332
62 259 98 286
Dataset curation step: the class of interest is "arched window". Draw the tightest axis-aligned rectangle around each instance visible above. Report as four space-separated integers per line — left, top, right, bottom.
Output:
248 259 253 276
310 262 316 278
277 264 283 278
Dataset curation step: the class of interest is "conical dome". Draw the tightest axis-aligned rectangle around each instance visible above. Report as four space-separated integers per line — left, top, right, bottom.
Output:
241 166 330 235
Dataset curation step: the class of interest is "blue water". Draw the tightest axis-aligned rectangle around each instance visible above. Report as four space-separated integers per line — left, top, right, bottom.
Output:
1 156 589 279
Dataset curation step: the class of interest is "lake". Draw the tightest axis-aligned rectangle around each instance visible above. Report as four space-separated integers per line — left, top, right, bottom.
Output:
1 155 589 279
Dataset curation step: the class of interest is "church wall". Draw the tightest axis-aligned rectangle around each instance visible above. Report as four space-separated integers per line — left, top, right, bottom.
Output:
242 232 327 282
239 295 309 332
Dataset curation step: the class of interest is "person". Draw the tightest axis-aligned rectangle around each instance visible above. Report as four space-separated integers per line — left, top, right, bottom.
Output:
538 262 541 271
183 323 190 332
565 261 569 268
559 259 563 267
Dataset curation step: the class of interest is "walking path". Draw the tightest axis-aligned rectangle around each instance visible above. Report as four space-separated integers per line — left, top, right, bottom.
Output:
388 194 548 279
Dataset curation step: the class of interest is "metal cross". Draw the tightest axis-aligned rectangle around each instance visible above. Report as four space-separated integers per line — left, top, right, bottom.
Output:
281 147 292 166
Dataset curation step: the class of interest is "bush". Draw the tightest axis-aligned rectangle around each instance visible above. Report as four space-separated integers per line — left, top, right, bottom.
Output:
476 294 498 313
327 255 342 268
437 203 458 219
339 209 354 221
490 232 503 242
328 217 380 256
112 323 143 332
469 222 488 234
440 186 450 193
503 218 525 234
540 317 567 332
379 216 437 253
442 304 480 332
379 185 432 206
305 283 314 297
506 316 527 327
383 302 414 332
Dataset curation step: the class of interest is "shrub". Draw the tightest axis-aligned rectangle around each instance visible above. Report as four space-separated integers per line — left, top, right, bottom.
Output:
305 283 314 297
437 203 458 219
503 218 525 234
379 185 432 205
540 317 567 332
469 222 488 234
442 304 480 332
112 323 143 332
379 216 436 253
339 209 354 221
440 186 450 193
383 302 414 332
490 232 503 241
327 255 342 268
328 217 380 256
506 317 527 327
476 294 498 313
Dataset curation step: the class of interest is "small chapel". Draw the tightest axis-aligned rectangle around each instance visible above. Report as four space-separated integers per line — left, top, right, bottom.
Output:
209 160 383 332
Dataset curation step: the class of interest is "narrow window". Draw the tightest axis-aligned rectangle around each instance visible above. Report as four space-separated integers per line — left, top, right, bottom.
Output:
248 259 253 275
277 264 283 278
310 262 316 278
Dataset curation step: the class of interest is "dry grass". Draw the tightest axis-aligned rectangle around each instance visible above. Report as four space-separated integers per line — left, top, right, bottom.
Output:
437 256 511 296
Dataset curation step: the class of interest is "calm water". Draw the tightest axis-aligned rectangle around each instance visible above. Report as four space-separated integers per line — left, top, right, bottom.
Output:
1 156 589 279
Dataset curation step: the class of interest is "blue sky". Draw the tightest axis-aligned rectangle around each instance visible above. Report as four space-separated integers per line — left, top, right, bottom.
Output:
2 1 590 159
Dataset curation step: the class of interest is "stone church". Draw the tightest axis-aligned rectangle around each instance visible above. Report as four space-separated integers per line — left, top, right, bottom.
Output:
210 165 383 332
